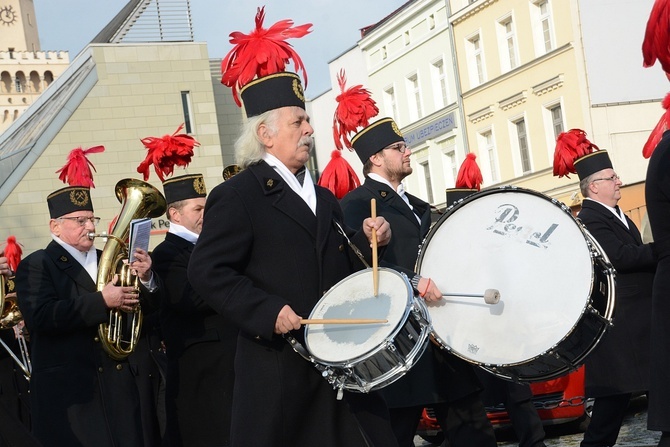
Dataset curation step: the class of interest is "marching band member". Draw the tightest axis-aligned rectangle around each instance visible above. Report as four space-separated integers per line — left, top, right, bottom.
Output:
15 146 160 446
188 7 396 446
554 130 655 447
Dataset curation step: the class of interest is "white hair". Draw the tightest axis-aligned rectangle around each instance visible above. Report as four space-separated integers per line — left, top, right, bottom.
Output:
234 109 281 169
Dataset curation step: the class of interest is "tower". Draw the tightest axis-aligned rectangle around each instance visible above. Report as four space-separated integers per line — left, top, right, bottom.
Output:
0 0 40 52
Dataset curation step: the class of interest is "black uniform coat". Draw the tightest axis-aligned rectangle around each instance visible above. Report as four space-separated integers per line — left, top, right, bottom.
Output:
340 178 484 407
152 232 237 446
15 241 160 447
577 199 655 397
644 129 670 431
188 161 383 447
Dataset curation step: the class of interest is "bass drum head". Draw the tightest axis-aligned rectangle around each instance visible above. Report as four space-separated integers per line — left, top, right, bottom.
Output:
417 188 594 368
305 268 412 364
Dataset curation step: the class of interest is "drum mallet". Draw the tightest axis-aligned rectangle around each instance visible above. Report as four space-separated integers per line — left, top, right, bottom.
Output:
442 289 500 305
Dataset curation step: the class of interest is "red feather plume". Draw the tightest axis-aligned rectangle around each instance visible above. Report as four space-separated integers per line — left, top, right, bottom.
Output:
221 6 312 106
332 69 379 150
643 92 670 158
553 129 599 178
3 236 22 273
643 0 670 76
455 153 483 190
137 124 200 182
317 150 361 199
55 145 105 187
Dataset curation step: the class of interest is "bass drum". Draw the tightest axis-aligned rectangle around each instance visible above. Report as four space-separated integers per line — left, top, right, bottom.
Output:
305 267 431 393
416 187 615 382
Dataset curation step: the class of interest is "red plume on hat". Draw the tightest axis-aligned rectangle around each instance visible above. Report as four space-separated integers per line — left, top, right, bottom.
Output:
137 124 200 182
3 236 22 273
55 145 105 187
455 153 483 190
332 69 379 150
643 92 670 158
220 6 312 106
643 0 670 77
317 150 361 199
552 129 599 178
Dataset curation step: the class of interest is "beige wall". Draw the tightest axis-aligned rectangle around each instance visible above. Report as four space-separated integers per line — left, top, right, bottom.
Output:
0 43 224 254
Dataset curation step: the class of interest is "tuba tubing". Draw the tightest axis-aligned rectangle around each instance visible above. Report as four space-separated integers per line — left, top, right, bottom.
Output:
92 178 166 360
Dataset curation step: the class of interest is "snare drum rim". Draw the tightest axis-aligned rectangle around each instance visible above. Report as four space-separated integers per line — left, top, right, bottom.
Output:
304 267 415 367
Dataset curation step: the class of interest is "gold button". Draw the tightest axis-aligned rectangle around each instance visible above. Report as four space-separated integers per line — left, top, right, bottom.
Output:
98 367 103 373
338 244 344 252
94 337 99 342
116 364 123 371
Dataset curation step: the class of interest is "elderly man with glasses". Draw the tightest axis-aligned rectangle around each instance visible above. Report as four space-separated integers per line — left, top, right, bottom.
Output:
15 179 161 447
554 137 656 447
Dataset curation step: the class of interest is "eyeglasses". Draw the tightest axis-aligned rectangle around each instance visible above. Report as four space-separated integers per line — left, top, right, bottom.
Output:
591 174 620 183
59 216 101 226
384 143 409 154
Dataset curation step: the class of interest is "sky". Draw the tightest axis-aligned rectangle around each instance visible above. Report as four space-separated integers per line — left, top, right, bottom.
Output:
32 0 409 97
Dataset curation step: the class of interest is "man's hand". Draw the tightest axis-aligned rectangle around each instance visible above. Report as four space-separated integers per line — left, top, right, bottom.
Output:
130 248 152 282
0 256 10 278
101 274 139 312
418 277 442 303
363 217 391 247
274 304 301 334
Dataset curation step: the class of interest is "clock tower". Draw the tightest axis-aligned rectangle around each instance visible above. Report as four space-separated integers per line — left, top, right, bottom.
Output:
0 0 40 52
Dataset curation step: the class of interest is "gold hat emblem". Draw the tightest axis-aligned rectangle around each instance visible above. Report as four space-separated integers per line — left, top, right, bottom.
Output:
193 177 206 195
70 189 90 207
292 79 305 102
391 121 402 137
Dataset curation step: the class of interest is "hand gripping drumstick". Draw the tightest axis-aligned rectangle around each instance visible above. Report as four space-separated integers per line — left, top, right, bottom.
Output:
442 289 501 305
371 198 378 296
300 318 388 325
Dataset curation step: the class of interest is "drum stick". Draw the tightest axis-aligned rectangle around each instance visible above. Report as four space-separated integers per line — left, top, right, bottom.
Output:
442 289 500 305
300 318 388 325
371 198 378 296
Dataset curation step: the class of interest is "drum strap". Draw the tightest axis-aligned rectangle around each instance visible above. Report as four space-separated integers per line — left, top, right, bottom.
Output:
332 220 370 268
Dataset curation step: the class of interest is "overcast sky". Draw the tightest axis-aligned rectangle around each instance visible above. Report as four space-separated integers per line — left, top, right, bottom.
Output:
32 0 408 97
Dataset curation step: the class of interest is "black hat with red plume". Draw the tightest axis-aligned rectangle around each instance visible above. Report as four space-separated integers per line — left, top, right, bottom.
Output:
317 69 379 198
47 145 105 218
221 6 312 118
552 129 611 180
136 123 205 205
446 153 483 206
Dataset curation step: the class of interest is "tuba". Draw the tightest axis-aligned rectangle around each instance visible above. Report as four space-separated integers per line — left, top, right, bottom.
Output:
90 178 166 360
0 275 31 379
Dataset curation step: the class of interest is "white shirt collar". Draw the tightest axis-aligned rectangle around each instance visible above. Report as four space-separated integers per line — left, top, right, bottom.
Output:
168 221 199 244
263 153 317 214
51 234 98 281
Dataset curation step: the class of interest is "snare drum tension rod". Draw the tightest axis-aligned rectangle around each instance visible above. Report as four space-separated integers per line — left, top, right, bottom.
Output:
442 289 500 304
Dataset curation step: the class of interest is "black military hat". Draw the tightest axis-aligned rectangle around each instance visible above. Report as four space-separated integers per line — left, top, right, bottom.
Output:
163 173 207 205
574 150 613 180
350 118 405 164
47 186 94 218
240 72 305 118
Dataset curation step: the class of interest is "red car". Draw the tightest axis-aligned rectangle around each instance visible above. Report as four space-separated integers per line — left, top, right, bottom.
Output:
416 366 591 445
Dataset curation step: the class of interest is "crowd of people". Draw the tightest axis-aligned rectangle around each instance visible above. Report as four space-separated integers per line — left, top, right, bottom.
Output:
2 4 670 447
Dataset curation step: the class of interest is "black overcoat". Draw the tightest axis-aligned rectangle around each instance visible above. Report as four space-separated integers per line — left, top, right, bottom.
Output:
152 232 236 446
340 178 484 407
577 199 655 397
644 129 670 432
15 241 159 447
188 161 387 447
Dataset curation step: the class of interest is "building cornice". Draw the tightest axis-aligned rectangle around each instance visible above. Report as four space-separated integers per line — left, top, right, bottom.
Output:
450 0 500 26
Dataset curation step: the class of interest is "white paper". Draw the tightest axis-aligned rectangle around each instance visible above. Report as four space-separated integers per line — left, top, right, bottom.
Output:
128 217 151 262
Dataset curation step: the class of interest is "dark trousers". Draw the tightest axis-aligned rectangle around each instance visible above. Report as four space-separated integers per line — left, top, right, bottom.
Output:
390 392 496 447
580 393 631 447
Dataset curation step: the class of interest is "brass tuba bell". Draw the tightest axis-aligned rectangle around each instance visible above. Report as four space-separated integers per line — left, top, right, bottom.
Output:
0 275 22 329
90 178 166 360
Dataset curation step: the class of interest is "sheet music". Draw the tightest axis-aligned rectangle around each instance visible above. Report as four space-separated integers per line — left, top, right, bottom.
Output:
128 217 152 262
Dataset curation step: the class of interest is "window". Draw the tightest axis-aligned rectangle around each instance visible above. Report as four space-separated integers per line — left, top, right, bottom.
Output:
498 16 518 71
14 77 21 93
531 0 554 55
516 119 531 173
421 161 434 204
383 86 398 122
467 33 486 87
406 73 423 121
481 131 498 183
431 58 449 109
446 151 457 184
550 104 564 139
180 91 194 134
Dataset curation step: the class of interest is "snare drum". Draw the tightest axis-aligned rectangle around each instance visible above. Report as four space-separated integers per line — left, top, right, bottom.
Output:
304 267 431 393
416 187 615 382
